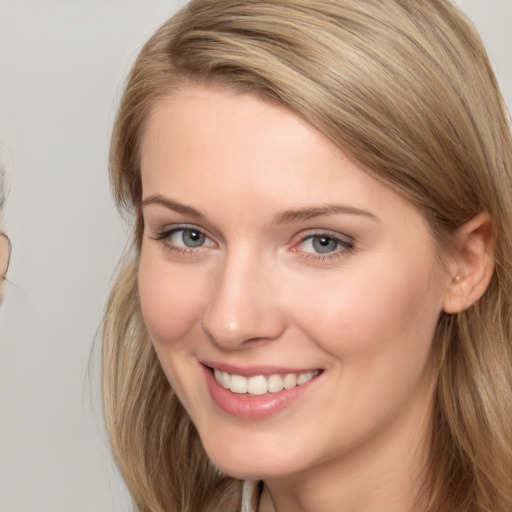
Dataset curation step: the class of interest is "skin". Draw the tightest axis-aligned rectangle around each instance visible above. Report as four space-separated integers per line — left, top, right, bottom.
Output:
138 87 458 512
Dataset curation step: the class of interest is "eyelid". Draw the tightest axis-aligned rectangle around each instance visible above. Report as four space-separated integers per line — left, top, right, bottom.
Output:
151 224 217 254
290 229 355 259
152 223 214 240
292 229 354 246
144 211 223 242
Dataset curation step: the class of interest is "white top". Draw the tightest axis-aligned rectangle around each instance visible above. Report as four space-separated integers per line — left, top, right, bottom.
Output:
241 481 261 512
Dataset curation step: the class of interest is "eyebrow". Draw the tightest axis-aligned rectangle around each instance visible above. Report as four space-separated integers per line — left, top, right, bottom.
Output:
272 204 380 225
141 194 206 219
141 194 379 224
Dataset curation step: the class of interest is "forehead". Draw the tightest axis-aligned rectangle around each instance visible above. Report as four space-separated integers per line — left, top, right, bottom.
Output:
140 87 433 238
141 86 322 165
142 87 353 193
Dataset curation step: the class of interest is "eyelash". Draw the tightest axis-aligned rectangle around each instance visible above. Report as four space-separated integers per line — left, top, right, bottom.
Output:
293 232 355 261
153 226 215 256
152 226 355 261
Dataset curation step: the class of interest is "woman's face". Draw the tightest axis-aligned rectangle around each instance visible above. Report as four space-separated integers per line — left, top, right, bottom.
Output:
139 87 452 481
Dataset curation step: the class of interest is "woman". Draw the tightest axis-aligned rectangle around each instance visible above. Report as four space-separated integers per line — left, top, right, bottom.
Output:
102 1 512 511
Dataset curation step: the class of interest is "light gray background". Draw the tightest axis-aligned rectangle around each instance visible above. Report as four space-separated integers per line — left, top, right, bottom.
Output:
0 1 510 511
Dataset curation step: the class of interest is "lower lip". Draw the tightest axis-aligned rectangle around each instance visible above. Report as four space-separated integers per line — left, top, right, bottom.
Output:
202 366 320 420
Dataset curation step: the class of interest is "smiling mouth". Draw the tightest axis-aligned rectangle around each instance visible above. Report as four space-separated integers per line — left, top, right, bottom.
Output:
213 368 321 395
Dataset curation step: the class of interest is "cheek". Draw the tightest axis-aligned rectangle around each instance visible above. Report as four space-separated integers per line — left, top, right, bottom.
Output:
138 249 212 411
291 263 443 439
138 251 208 348
291 257 444 368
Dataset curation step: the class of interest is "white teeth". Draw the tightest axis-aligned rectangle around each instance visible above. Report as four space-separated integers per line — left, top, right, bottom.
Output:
267 374 284 393
214 369 319 395
247 375 267 395
283 373 297 389
221 371 230 389
297 371 314 385
229 374 248 394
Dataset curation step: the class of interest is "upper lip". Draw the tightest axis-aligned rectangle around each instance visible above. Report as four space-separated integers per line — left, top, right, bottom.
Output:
201 361 322 377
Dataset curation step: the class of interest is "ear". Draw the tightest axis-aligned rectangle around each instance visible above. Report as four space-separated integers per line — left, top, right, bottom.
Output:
443 213 495 314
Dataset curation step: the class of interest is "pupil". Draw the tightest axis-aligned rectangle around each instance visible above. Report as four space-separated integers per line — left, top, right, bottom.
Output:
313 235 338 254
184 230 204 247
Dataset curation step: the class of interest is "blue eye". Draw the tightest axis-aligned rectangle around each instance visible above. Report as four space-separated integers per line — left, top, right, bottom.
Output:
170 228 209 248
311 235 341 254
298 233 354 255
155 227 215 253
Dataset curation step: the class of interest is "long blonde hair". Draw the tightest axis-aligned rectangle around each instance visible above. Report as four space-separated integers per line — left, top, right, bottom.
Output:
102 1 512 510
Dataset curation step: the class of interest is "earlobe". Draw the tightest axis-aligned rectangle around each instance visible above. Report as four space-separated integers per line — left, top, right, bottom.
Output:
443 213 495 314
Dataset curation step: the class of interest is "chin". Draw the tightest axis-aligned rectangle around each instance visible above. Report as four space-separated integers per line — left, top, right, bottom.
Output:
213 459 289 482
201 434 301 481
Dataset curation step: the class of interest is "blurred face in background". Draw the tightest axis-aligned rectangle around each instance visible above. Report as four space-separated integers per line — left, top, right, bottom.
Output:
0 232 11 302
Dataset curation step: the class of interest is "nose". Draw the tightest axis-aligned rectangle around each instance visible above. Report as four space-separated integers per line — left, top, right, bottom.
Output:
201 252 287 350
